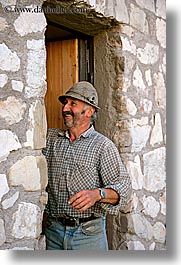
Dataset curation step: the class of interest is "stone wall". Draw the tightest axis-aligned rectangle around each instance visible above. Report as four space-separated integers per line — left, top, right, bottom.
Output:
93 0 166 250
0 0 166 250
0 0 48 249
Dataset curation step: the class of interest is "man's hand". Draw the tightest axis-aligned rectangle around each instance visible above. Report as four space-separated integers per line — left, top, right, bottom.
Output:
68 189 100 211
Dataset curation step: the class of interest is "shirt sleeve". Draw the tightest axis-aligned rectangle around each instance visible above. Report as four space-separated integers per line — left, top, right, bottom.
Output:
99 140 132 215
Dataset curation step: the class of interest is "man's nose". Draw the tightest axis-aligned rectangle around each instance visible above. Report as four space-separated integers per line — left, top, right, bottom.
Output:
62 102 70 112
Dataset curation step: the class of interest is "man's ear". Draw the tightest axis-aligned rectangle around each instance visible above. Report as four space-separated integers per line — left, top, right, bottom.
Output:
86 107 95 118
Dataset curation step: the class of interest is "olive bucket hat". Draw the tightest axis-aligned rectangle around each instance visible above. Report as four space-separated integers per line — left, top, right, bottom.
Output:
58 81 100 110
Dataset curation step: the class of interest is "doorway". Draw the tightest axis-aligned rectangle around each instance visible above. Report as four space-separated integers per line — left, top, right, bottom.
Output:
45 23 93 129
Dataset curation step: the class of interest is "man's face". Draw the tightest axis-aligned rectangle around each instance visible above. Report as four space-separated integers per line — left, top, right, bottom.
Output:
62 98 91 128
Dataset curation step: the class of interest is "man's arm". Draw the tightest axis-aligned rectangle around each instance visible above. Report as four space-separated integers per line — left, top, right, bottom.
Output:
68 188 119 211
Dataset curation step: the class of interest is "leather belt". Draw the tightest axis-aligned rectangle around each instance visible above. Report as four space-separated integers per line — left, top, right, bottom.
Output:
52 214 99 227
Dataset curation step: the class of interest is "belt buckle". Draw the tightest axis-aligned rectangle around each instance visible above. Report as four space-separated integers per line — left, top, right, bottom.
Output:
67 216 79 226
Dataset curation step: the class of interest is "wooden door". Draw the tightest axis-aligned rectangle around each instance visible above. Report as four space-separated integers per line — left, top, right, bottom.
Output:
45 39 78 129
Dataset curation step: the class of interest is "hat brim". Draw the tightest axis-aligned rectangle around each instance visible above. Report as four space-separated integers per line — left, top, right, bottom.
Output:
58 92 100 110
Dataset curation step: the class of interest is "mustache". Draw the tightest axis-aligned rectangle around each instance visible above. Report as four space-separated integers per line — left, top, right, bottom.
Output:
62 111 74 117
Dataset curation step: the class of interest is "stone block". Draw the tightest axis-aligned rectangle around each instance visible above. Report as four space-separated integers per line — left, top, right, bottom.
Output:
0 130 21 162
0 174 9 201
137 43 159 64
12 202 42 239
154 72 166 109
0 96 26 125
9 155 48 191
143 147 166 192
24 100 47 149
150 113 163 146
13 9 46 36
0 74 8 88
0 43 20 72
0 219 6 246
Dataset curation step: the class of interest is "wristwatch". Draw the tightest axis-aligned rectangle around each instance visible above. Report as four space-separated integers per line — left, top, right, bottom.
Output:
98 188 106 202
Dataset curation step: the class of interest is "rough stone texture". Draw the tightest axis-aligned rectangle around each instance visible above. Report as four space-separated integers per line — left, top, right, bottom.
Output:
12 202 42 239
0 96 26 125
0 73 8 88
0 130 21 162
0 219 6 246
13 9 47 36
0 0 166 250
143 147 166 192
2 191 19 209
9 155 48 191
0 174 9 201
0 43 20 72
24 100 47 149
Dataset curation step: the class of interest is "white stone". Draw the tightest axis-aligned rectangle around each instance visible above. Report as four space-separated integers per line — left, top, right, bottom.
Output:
9 156 42 191
159 191 166 215
130 117 151 152
161 54 166 75
0 17 9 31
87 0 96 7
150 113 163 146
143 147 166 192
121 95 137 116
126 98 137 116
0 130 21 162
137 43 159 65
11 247 34 250
12 202 41 239
127 240 145 250
0 74 8 88
14 8 46 36
27 39 45 50
156 18 166 48
126 155 143 190
0 43 20 72
153 222 166 243
140 98 152 113
156 0 166 19
23 100 47 149
149 242 156 250
0 219 6 246
0 96 26 125
114 0 129 23
25 39 46 93
0 174 9 201
154 72 166 109
135 0 155 12
145 69 152 86
131 192 139 211
121 36 136 55
127 213 153 240
130 4 148 33
11 80 24 92
122 76 131 92
104 0 114 17
142 196 160 218
0 0 16 8
92 0 106 14
2 191 19 209
133 66 146 90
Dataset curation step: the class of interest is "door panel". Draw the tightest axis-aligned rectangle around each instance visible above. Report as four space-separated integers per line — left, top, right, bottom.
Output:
45 39 78 129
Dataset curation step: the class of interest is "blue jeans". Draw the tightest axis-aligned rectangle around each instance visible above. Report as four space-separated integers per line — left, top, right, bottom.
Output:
45 216 108 250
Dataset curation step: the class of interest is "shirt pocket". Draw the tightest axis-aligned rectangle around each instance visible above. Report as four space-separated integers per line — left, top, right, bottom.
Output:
68 163 100 193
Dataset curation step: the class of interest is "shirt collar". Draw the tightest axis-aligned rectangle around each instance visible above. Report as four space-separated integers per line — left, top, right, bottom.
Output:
58 126 95 139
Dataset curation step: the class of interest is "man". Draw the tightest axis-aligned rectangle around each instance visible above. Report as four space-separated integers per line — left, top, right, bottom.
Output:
42 81 131 250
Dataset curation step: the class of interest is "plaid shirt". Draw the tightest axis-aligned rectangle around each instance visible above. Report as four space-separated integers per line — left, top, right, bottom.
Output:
42 126 131 218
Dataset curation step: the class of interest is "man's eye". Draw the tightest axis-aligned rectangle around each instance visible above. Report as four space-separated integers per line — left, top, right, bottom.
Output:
71 102 76 106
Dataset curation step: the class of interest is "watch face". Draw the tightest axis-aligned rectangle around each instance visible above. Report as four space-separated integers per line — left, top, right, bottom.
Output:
100 189 106 199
